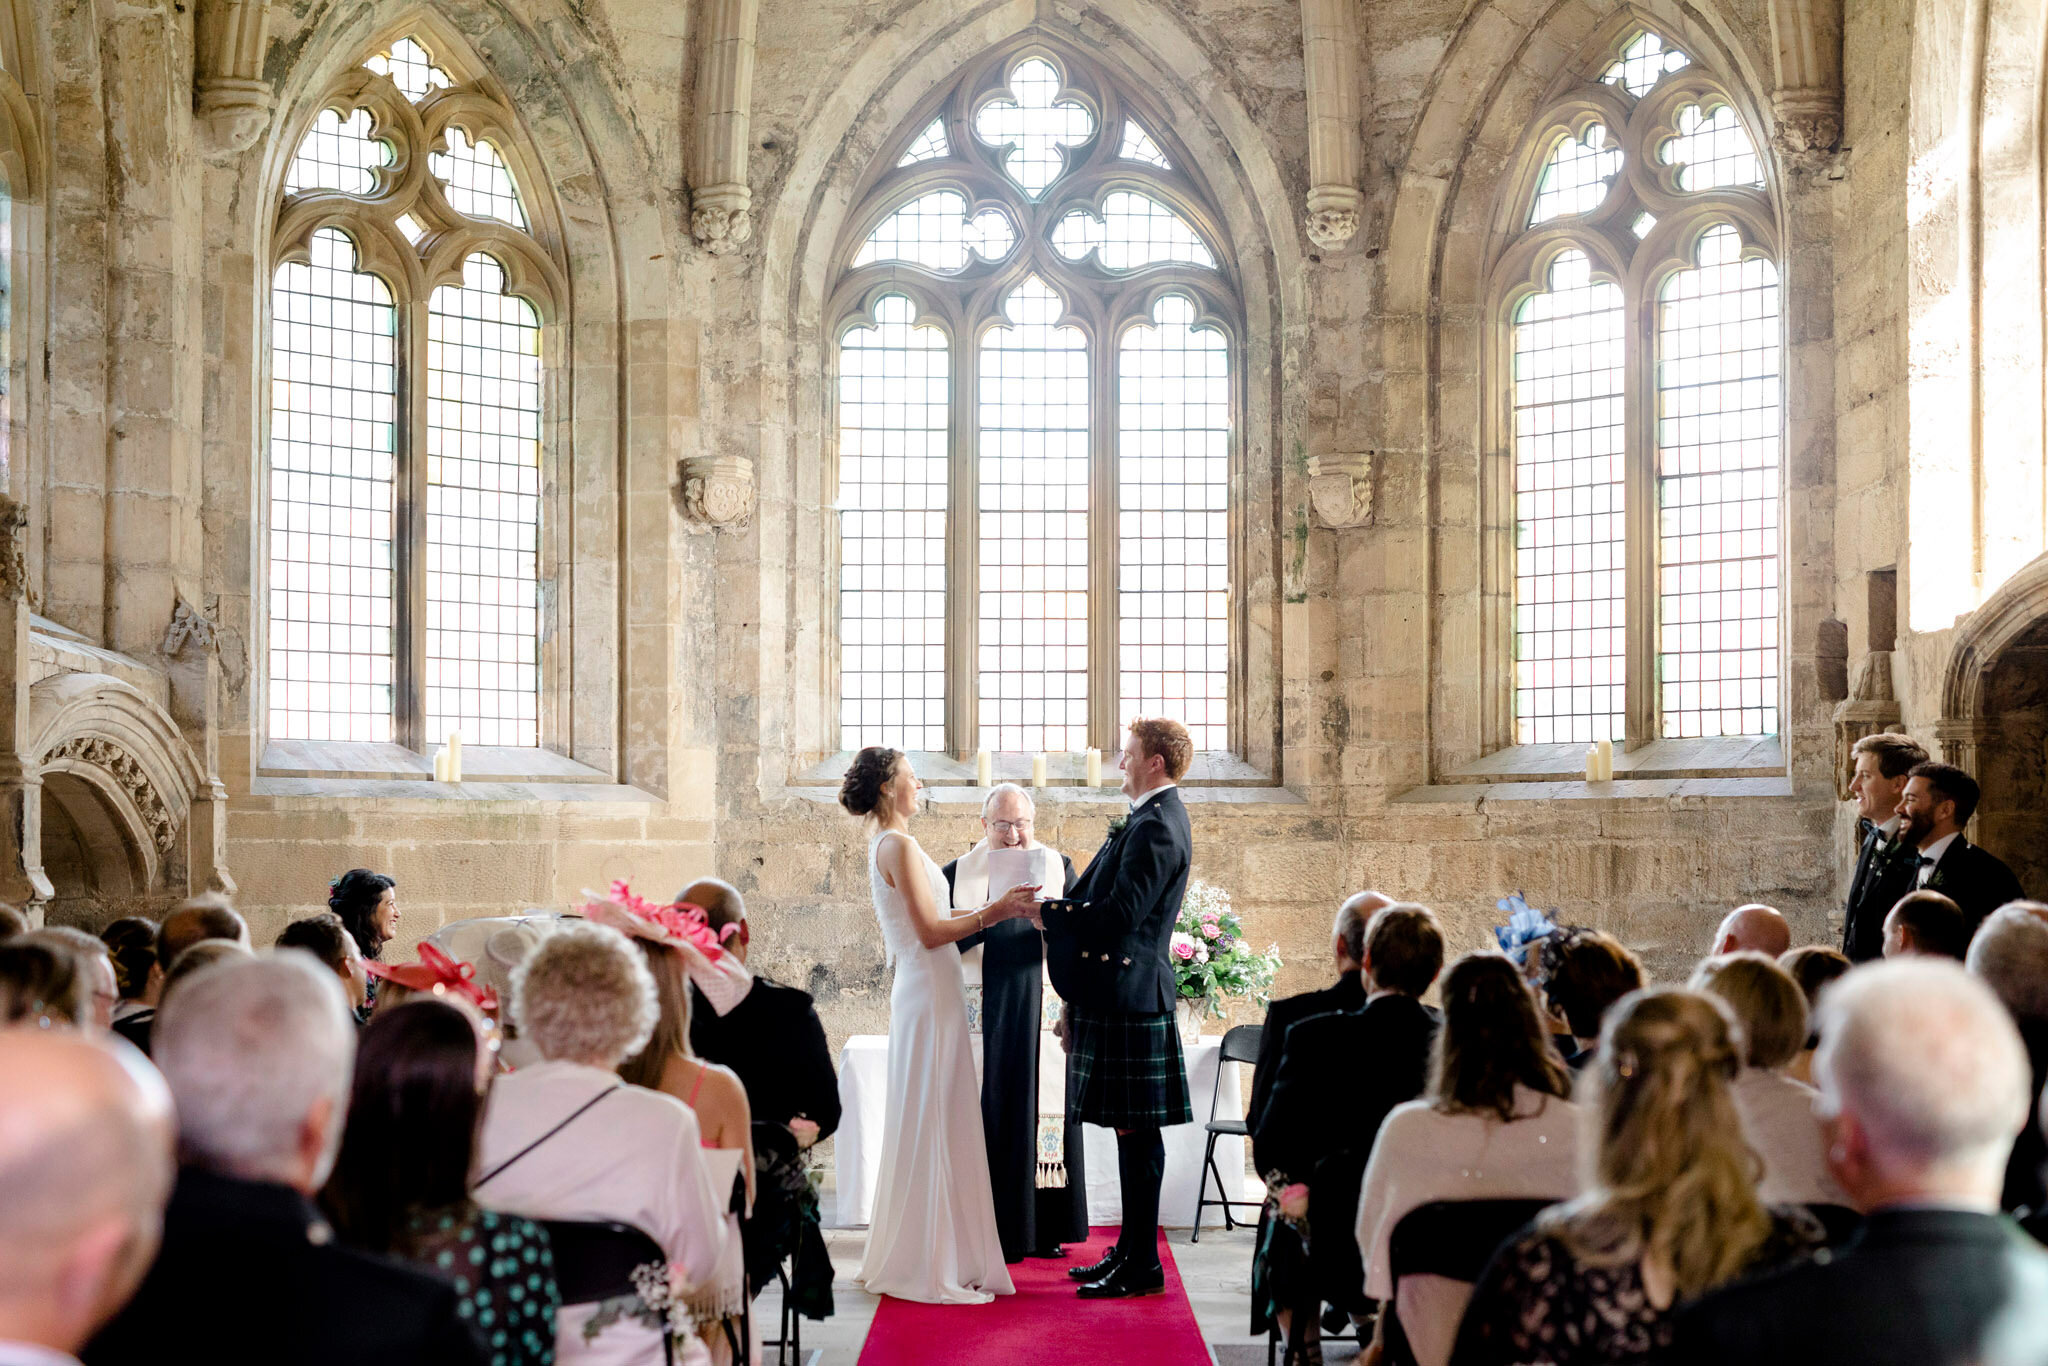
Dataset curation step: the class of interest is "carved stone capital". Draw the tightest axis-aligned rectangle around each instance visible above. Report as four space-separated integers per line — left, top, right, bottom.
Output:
1771 86 1842 166
162 596 220 658
44 736 178 856
680 454 756 530
1307 452 1373 528
195 0 275 158
1304 184 1362 251
691 183 754 255
197 79 276 157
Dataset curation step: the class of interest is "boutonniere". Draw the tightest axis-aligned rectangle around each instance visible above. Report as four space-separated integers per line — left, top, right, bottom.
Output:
1106 813 1129 839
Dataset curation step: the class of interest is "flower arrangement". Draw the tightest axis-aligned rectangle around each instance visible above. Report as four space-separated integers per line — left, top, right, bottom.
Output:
1169 879 1281 1018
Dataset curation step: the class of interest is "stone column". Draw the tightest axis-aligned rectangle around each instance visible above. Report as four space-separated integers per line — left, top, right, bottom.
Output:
0 497 52 920
689 0 759 255
1300 0 1363 250
162 598 235 896
194 0 274 157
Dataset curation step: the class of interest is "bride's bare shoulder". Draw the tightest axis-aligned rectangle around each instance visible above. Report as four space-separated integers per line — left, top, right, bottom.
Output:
871 828 920 887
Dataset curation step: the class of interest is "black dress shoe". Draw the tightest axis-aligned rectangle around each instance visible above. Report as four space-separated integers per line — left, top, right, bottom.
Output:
1069 1246 1124 1281
1076 1262 1167 1299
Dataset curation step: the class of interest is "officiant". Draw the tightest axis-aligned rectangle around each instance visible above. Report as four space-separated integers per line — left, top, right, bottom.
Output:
943 782 1087 1264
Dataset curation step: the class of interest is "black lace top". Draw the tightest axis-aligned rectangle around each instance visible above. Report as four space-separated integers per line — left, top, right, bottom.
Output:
1449 1206 1823 1366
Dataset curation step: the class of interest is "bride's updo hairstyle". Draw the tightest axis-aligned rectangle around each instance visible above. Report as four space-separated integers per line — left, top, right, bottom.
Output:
840 746 904 818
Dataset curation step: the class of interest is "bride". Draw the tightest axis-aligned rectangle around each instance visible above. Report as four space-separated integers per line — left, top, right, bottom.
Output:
841 745 1041 1304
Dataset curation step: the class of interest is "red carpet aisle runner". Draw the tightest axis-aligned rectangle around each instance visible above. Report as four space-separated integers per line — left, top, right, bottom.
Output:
856 1226 1211 1366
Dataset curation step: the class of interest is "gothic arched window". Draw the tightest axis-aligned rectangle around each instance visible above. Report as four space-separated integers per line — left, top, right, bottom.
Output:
1494 30 1781 747
829 50 1239 758
266 34 563 748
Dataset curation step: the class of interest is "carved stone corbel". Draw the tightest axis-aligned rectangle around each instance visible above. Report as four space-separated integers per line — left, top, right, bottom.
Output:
195 0 276 157
690 0 759 254
1830 650 1901 799
1767 0 1842 165
1307 451 1373 529
680 454 756 531
161 595 237 897
0 496 50 914
1300 0 1364 251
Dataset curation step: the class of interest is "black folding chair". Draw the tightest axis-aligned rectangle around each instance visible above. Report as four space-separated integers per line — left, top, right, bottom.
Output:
539 1219 676 1366
1381 1198 1555 1366
758 1256 802 1366
1191 1022 1264 1243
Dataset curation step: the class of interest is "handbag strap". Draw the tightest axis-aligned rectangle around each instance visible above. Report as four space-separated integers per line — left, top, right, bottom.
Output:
476 1082 622 1188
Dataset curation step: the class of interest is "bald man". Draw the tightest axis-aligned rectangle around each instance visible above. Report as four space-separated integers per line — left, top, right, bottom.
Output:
1713 903 1792 959
1249 891 1393 1127
0 1031 174 1364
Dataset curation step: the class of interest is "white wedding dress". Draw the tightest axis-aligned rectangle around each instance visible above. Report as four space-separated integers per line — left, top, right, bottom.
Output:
855 829 1016 1304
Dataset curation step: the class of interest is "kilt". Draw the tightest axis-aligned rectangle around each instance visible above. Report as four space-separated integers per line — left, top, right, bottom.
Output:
1065 1007 1194 1128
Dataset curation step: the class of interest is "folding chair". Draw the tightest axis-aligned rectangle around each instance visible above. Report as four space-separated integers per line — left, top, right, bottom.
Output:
538 1219 676 1366
1191 1022 1265 1243
1380 1198 1554 1366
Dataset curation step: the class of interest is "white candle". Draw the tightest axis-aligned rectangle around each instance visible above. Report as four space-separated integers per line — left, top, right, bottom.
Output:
1085 748 1102 787
1031 753 1047 789
976 749 992 787
446 730 463 783
433 750 449 783
1595 739 1615 782
1585 743 1600 784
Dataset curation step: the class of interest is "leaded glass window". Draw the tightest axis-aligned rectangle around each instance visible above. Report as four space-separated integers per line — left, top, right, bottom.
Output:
832 50 1238 756
268 33 561 749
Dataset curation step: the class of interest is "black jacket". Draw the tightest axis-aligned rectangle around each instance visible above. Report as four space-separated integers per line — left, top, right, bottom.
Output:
1252 992 1440 1181
1248 971 1367 1130
1042 787 1191 1016
690 974 843 1141
1671 1207 2048 1366
1918 836 2027 929
1843 819 1918 963
86 1167 485 1366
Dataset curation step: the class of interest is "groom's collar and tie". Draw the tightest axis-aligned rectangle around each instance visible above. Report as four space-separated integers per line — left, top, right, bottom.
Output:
1128 781 1177 814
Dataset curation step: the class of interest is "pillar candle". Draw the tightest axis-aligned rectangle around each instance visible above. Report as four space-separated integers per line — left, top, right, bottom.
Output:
1085 748 1102 786
1585 744 1600 784
976 749 992 787
1595 739 1615 782
446 730 463 783
433 750 449 783
1031 753 1047 788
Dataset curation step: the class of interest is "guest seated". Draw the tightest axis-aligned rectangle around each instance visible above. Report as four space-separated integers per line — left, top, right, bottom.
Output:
0 1029 174 1365
1538 930 1644 1070
476 923 730 1366
1711 903 1792 957
1354 953 1580 1366
277 912 370 1016
1452 988 1823 1366
0 939 86 1027
133 897 249 1059
85 953 487 1366
322 999 560 1366
1691 953 1848 1206
1883 889 1971 960
1671 959 2048 1365
98 916 160 1048
21 927 119 1032
1777 946 1851 1084
1251 890 1389 1126
156 938 250 1006
1965 904 2048 1212
1252 902 1443 1361
330 868 399 1006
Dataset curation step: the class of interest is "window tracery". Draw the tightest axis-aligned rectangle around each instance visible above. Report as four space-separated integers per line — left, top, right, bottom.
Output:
267 31 563 749
1493 28 1780 747
830 47 1238 756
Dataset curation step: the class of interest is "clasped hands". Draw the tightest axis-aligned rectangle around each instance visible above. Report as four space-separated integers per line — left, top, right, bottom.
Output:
984 882 1045 928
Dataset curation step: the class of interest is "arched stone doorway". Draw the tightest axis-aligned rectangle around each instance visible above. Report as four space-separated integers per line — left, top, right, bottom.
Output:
1938 552 2048 899
38 768 151 927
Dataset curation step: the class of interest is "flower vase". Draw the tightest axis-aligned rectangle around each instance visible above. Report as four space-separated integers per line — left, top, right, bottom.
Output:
1175 997 1207 1045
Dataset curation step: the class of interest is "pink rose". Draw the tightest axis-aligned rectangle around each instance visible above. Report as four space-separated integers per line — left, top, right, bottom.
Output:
1278 1183 1310 1219
1173 940 1196 961
1200 923 1220 940
789 1117 820 1148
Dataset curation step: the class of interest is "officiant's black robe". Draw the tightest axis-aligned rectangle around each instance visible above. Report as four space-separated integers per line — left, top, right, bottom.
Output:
944 850 1088 1263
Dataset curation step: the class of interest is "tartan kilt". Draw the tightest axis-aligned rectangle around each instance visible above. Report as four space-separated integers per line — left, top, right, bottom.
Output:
1065 1007 1194 1128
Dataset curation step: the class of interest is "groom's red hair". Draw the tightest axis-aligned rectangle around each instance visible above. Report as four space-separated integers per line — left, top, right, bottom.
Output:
1127 716 1194 782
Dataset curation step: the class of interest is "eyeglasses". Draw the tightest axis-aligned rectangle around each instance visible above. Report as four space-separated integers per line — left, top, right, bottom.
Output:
988 820 1033 836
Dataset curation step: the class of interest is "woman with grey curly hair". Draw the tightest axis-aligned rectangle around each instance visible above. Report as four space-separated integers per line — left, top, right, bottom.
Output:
477 923 733 1366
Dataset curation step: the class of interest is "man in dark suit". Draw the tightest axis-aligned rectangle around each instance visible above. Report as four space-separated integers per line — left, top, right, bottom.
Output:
1248 890 1388 1130
1042 717 1196 1300
1897 762 2025 929
1882 889 1973 960
87 954 485 1366
1671 958 2048 1366
1842 733 1929 962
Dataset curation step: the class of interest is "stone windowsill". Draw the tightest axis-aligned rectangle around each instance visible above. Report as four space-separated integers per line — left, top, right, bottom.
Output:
784 750 1304 808
1441 735 1786 785
250 740 656 803
1395 774 1795 804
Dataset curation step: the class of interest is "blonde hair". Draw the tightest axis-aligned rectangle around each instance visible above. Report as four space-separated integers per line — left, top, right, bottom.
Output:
617 938 693 1089
1542 987 1771 1300
1690 952 1808 1070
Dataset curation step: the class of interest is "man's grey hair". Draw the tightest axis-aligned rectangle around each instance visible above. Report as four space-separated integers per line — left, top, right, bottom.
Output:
1333 890 1393 966
511 922 658 1067
1966 903 2048 1021
1816 958 2031 1176
982 782 1035 819
153 951 355 1187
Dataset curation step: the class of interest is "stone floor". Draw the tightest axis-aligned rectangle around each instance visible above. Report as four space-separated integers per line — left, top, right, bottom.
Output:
757 1224 1279 1364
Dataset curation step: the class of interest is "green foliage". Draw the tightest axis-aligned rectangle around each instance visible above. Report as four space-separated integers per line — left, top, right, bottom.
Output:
1170 878 1282 1016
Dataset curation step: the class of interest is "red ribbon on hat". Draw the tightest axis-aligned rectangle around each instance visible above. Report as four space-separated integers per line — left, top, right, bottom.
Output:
365 941 500 1012
582 880 736 963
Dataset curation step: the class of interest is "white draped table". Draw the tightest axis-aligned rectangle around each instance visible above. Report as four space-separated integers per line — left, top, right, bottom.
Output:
828 1032 1250 1229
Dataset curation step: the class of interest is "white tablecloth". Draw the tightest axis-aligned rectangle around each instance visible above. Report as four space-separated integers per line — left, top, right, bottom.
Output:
829 1032 1249 1229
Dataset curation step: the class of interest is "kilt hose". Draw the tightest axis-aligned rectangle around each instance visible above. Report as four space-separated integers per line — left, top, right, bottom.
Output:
1066 1007 1194 1129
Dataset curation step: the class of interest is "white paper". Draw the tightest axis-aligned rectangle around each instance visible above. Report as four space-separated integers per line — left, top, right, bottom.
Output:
985 847 1037 899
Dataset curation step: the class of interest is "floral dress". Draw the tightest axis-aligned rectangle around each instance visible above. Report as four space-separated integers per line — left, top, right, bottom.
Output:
1449 1207 1822 1365
403 1204 561 1366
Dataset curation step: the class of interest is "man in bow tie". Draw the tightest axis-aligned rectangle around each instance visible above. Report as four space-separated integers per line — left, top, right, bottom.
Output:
1894 762 2024 933
1842 733 1928 962
1041 717 1196 1300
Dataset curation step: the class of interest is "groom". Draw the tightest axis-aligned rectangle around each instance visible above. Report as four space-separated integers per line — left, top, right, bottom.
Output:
1041 716 1195 1299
